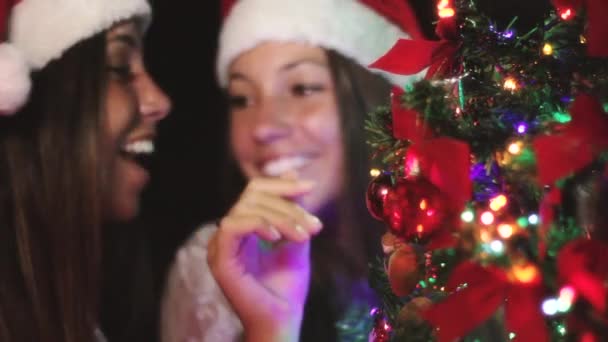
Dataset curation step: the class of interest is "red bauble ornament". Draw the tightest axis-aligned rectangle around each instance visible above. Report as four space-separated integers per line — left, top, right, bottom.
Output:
366 172 393 220
382 177 445 244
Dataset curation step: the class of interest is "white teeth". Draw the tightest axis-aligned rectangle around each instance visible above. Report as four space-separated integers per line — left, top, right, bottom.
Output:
262 156 311 177
123 140 154 155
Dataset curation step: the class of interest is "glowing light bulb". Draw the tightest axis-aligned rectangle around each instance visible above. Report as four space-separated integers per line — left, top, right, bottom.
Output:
542 298 559 315
490 240 504 254
517 216 529 228
481 211 495 225
489 194 508 211
511 264 539 284
439 8 455 18
516 123 528 134
437 0 455 18
508 141 522 155
542 43 553 55
461 210 474 223
437 0 449 8
502 30 514 39
497 224 514 239
559 8 573 20
552 111 572 123
503 77 518 91
559 286 576 302
528 214 539 225
370 168 381 177
556 286 577 312
419 199 428 210
416 224 424 233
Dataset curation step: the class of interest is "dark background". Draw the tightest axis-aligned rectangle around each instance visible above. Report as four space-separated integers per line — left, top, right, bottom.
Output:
101 1 552 341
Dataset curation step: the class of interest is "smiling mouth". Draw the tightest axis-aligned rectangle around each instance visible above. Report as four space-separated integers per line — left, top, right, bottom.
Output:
261 155 313 177
120 139 155 169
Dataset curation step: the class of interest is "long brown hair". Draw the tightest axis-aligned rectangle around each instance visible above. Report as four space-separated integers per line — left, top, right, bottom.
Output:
299 49 391 341
0 32 107 342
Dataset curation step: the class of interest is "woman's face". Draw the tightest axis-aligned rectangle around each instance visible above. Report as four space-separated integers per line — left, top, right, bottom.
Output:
228 42 343 214
104 21 171 221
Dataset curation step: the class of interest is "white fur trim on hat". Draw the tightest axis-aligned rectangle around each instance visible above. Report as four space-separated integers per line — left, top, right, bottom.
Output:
9 0 151 70
217 0 424 87
0 43 31 116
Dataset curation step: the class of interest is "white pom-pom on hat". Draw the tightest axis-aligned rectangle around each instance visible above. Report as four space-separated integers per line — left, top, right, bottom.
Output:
0 42 30 116
0 0 151 116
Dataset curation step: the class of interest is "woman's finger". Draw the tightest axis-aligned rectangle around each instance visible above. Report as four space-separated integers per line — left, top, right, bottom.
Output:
245 177 315 198
228 203 315 243
235 191 322 234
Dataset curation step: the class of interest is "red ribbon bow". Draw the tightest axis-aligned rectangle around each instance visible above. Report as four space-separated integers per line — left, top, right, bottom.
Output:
551 0 608 57
558 238 608 339
391 86 471 248
558 238 608 314
370 15 460 79
533 94 608 187
423 261 548 342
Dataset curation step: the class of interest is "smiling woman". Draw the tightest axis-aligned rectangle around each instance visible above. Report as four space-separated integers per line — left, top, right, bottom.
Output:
228 42 344 215
104 21 171 221
161 0 424 341
0 1 170 341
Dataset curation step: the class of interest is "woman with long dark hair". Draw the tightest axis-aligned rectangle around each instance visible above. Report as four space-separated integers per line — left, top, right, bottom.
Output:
0 1 170 340
161 1 424 341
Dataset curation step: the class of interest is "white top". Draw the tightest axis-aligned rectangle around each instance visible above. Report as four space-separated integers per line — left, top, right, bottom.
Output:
161 224 243 342
161 224 376 342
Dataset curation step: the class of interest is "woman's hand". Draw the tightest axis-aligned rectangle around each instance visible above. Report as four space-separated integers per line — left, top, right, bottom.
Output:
207 176 322 342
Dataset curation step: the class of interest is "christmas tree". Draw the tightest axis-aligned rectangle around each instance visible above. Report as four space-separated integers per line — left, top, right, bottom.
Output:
364 0 608 341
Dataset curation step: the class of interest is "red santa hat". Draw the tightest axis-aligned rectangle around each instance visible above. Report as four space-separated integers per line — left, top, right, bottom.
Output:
217 0 425 87
0 0 151 116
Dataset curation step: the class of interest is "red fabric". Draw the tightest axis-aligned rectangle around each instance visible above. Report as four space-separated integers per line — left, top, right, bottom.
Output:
424 262 548 342
390 88 471 245
558 239 608 313
1 0 21 40
369 14 460 79
391 86 471 219
359 0 425 40
551 0 608 56
370 39 448 76
390 86 433 141
533 94 608 186
220 0 237 19
407 138 471 213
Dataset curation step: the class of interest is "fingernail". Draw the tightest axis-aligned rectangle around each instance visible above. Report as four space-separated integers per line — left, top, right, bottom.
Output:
307 214 322 228
294 224 308 237
267 225 281 241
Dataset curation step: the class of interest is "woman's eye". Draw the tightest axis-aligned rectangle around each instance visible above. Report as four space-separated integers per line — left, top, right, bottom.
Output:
227 94 249 109
291 84 325 96
107 65 135 82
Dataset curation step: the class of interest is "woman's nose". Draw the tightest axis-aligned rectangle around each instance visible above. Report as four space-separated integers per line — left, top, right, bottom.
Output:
135 71 172 122
251 96 291 144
